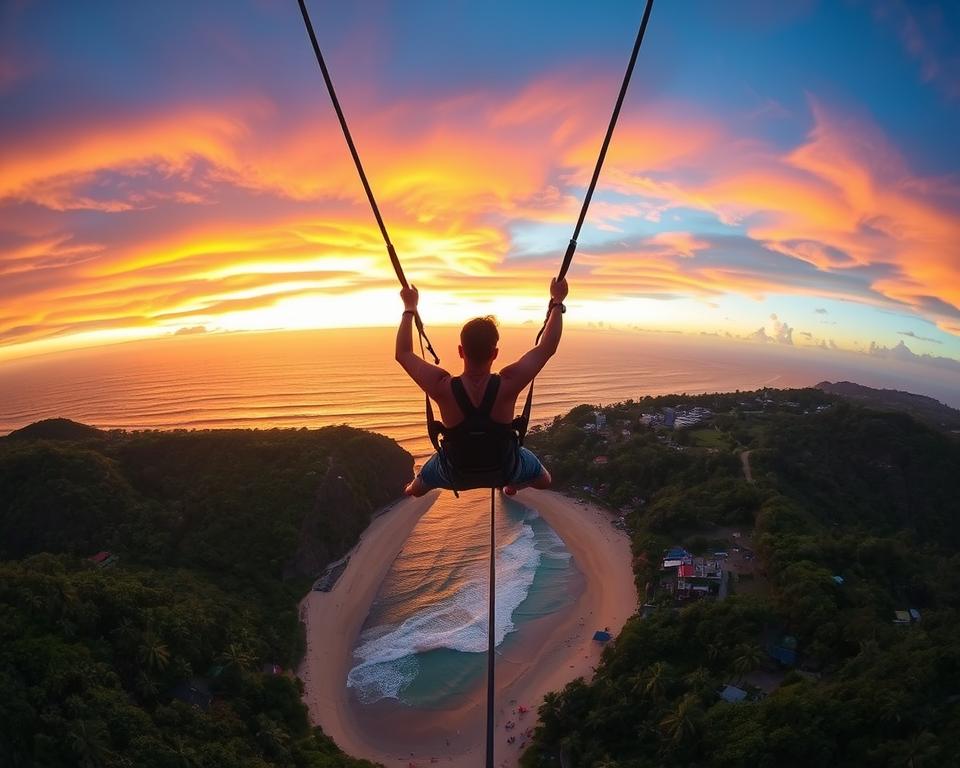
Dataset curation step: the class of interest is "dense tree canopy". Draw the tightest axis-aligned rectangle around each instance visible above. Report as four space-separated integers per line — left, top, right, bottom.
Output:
523 390 960 767
0 426 409 768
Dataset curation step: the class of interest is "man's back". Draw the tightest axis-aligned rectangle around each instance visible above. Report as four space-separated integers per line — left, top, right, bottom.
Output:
427 367 529 427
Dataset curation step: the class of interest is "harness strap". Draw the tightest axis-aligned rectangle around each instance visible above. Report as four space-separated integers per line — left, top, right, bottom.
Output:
450 375 501 423
514 382 534 445
478 375 501 418
426 396 442 452
450 377 476 418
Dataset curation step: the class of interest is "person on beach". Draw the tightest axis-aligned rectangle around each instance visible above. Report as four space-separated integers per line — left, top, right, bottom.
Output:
396 277 568 496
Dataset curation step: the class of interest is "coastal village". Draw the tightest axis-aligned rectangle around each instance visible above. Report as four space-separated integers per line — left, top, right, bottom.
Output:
560 387 834 507
549 389 931 712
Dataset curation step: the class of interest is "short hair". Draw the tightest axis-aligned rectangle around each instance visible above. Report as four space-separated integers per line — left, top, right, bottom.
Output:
460 316 499 363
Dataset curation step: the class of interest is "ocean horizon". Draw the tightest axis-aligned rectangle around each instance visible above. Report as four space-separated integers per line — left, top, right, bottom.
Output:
3 326 956 461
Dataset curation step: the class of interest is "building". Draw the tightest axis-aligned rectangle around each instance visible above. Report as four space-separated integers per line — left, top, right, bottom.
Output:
660 547 724 600
594 411 607 429
662 407 676 428
676 557 724 599
720 685 748 703
672 406 715 429
88 551 119 569
662 546 692 569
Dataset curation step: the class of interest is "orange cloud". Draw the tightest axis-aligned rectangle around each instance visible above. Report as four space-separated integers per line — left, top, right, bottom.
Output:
0 76 958 360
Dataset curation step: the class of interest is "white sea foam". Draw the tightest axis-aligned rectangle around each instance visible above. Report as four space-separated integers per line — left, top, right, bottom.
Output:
347 522 541 702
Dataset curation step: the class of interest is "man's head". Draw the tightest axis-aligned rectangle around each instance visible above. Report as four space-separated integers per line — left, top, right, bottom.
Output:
459 316 499 366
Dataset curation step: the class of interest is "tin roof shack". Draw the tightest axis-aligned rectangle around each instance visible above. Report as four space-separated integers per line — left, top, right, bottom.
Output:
677 557 724 600
88 551 119 569
720 685 748 703
659 547 692 598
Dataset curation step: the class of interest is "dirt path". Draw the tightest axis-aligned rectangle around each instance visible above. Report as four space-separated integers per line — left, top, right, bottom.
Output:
740 450 754 484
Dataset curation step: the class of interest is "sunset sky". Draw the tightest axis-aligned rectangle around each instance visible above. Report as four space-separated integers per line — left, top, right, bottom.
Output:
1 0 959 366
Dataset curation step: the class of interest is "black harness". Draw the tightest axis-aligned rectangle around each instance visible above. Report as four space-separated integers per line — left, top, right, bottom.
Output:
431 375 521 492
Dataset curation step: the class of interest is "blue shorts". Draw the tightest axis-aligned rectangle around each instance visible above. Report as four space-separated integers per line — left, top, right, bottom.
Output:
418 447 545 491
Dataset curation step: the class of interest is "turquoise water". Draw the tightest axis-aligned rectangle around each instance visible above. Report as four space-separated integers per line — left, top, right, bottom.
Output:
347 491 581 708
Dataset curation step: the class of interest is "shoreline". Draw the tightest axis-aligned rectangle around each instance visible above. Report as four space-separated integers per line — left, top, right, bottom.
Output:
298 489 638 767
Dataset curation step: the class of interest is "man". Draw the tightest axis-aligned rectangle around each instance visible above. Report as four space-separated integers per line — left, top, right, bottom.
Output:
396 277 569 496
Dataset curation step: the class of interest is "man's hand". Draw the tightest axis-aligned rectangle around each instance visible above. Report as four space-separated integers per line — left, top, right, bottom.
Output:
400 285 419 312
550 277 568 304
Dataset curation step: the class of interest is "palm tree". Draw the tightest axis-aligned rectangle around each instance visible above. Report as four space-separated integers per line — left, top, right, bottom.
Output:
134 671 159 702
874 690 905 726
732 643 763 683
220 642 255 671
138 633 171 673
659 694 702 744
683 666 711 694
111 618 140 655
256 716 290 759
705 640 725 667
642 661 673 702
67 720 110 768
594 756 621 768
904 730 939 768
170 737 196 768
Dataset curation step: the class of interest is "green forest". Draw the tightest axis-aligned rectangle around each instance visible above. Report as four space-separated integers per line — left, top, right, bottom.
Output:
520 391 960 767
3 388 960 768
0 425 411 768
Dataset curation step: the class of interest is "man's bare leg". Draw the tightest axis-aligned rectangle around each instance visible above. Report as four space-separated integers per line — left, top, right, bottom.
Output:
503 468 552 496
404 476 431 497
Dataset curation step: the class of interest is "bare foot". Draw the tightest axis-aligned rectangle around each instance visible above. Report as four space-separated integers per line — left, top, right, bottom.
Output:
502 469 552 496
404 477 430 497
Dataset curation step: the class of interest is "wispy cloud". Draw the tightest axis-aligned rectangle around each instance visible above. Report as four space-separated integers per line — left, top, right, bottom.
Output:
869 0 960 100
898 329 941 344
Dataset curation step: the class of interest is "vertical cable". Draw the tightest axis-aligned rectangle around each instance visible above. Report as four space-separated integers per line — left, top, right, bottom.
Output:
485 488 496 768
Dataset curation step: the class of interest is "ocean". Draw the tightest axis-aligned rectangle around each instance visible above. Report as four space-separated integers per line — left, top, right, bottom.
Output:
347 491 581 708
4 325 955 459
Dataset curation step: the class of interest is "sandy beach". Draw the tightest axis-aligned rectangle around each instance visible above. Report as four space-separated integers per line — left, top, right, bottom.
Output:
298 489 637 767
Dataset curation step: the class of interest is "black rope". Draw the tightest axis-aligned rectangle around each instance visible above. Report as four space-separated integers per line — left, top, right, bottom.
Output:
557 0 655 282
486 488 496 768
518 0 655 444
297 0 439 364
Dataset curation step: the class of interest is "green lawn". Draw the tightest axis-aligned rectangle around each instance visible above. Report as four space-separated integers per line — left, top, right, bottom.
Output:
688 427 734 449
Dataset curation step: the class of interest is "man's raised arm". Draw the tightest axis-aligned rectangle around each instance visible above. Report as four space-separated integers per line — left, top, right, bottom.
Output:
500 277 569 394
395 285 449 398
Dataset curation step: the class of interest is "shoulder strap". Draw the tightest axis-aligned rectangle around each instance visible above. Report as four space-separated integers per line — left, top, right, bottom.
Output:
450 377 476 417
426 395 443 451
477 374 501 418
513 381 533 445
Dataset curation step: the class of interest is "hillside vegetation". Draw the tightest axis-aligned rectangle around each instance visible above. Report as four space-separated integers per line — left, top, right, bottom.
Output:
0 425 411 768
522 389 960 767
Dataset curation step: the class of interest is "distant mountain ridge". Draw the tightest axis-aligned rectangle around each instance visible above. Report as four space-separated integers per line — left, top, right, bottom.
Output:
815 380 960 431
